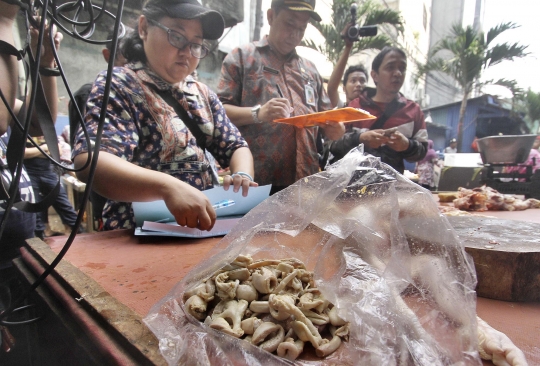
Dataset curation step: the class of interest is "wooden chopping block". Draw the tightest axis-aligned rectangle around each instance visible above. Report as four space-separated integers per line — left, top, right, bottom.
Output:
447 216 540 302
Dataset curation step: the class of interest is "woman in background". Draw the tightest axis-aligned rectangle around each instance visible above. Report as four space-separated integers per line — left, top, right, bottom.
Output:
416 139 438 190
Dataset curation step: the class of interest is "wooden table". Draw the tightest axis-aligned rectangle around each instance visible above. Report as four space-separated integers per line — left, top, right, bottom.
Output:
17 224 540 365
18 231 219 365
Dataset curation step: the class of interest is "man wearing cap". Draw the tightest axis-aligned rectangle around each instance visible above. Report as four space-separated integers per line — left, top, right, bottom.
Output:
445 139 458 154
217 0 344 194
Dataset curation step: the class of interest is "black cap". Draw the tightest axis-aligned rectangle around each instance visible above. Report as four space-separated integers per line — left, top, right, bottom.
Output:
144 0 225 40
271 0 322 22
450 138 457 143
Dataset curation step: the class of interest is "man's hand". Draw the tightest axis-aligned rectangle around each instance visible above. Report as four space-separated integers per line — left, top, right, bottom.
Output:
359 129 389 149
386 131 409 152
259 98 292 122
360 130 409 151
30 19 63 68
38 144 50 158
222 174 258 197
24 144 51 159
318 121 345 141
340 23 355 49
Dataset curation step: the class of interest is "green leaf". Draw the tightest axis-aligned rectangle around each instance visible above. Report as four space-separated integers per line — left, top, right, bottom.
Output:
308 0 404 65
419 22 528 88
525 89 540 122
485 42 529 67
485 22 519 46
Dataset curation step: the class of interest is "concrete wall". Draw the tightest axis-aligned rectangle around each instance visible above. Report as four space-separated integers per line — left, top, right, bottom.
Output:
16 0 142 116
394 0 432 104
424 0 485 108
53 31 111 115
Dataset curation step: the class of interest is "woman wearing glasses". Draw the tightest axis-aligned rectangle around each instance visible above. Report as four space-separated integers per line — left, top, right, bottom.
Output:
73 0 256 231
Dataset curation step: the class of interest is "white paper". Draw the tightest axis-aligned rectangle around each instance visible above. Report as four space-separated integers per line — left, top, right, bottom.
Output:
139 217 242 238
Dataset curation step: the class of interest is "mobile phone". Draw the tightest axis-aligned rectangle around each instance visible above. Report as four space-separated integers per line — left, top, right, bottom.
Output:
382 127 398 136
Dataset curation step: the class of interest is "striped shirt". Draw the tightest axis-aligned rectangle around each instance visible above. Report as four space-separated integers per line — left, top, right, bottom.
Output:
0 133 35 211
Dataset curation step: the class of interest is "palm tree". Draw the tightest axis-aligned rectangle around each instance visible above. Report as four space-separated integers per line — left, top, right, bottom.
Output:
303 0 403 66
524 89 540 133
492 78 524 111
416 23 529 152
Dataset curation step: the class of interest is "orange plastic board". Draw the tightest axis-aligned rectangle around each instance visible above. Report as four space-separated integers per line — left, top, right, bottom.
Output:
274 107 376 127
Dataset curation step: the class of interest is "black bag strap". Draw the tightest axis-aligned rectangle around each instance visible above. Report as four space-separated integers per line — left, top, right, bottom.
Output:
369 99 402 131
153 88 207 152
0 40 25 60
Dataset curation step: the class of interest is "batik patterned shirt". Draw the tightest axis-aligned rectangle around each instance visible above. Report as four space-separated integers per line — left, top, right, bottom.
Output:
73 62 248 230
217 36 332 187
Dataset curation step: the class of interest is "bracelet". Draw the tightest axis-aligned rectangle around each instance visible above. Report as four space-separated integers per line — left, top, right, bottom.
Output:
231 171 253 181
39 67 61 77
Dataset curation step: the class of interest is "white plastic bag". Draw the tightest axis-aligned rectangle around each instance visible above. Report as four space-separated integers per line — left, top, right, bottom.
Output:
144 147 480 365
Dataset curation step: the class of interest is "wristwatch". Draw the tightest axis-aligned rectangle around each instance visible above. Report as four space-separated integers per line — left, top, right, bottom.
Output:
251 105 263 124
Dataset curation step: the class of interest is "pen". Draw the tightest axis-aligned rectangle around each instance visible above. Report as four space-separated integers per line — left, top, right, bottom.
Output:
276 84 284 98
154 199 235 222
155 218 173 223
276 84 294 115
213 199 235 210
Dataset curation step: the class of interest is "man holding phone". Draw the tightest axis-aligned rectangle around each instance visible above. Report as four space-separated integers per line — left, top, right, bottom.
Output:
329 47 428 173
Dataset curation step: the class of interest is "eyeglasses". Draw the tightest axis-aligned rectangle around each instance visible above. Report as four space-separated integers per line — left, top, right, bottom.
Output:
148 19 209 59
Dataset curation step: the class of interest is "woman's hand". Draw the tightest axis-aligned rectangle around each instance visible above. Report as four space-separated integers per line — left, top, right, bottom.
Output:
226 147 257 196
222 174 259 197
161 179 216 230
74 152 218 231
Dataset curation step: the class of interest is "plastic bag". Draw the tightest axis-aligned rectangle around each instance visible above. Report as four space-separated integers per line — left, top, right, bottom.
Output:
144 147 481 365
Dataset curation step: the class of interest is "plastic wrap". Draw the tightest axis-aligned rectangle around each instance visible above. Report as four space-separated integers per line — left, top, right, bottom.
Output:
144 147 481 365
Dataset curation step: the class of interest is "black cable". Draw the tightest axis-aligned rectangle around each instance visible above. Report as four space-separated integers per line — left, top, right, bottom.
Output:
209 25 234 54
0 0 126 324
0 0 50 248
24 0 125 299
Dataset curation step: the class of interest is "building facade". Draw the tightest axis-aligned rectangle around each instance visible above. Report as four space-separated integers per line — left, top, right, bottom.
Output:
425 94 529 153
424 0 485 108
